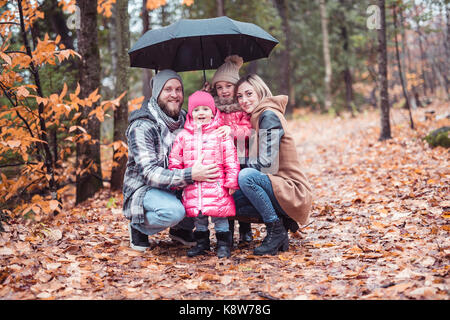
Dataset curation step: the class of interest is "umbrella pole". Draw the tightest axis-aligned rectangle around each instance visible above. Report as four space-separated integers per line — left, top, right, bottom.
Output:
200 36 206 84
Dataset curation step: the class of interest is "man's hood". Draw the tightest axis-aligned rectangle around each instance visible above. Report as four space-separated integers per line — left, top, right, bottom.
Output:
128 99 155 124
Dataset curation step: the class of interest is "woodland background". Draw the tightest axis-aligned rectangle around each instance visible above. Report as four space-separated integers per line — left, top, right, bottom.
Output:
0 0 449 300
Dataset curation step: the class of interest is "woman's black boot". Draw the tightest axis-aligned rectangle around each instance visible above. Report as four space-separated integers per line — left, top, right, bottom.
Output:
187 230 210 257
282 215 299 233
216 231 232 258
254 219 289 256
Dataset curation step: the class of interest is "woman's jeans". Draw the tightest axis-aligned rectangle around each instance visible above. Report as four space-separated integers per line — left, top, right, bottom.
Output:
194 213 229 233
235 168 287 223
131 188 194 236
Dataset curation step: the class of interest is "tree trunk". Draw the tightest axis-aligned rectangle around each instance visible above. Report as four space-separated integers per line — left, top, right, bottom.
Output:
414 3 429 97
76 0 103 203
42 0 75 50
110 0 129 191
216 0 225 16
446 4 450 94
416 32 428 96
142 0 152 99
17 0 58 205
38 1 79 166
399 7 419 109
377 0 391 141
161 4 169 26
343 68 354 114
393 4 414 129
319 0 332 112
338 1 354 116
272 0 293 115
247 60 258 74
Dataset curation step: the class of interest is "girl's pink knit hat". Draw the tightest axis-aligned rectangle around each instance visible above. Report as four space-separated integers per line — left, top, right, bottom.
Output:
188 91 217 117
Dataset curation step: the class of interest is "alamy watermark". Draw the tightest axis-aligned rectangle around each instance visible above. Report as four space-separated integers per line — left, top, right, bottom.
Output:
167 128 281 175
66 5 81 30
367 5 381 30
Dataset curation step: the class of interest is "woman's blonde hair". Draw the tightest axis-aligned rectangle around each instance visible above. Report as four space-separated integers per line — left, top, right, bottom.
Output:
235 74 272 101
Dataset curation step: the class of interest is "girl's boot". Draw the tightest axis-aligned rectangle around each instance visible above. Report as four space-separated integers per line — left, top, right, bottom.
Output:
253 219 289 256
187 230 210 257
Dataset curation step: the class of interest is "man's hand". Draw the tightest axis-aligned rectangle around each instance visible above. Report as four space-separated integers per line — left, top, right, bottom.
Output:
215 125 231 138
191 154 220 182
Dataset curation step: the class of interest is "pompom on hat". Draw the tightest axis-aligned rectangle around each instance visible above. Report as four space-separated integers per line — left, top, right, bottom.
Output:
188 91 217 117
211 55 243 88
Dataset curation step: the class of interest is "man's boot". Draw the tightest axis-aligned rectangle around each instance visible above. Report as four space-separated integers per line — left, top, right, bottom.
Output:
254 219 289 256
238 222 253 244
187 230 210 257
128 223 150 252
169 228 196 246
216 231 232 258
228 219 235 246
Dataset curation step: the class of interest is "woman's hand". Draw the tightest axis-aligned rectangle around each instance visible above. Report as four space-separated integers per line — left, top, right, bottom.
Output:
215 125 231 138
228 188 236 195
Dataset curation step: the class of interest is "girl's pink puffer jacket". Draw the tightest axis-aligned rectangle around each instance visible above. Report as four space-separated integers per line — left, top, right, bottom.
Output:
169 109 240 218
213 96 251 159
221 111 252 143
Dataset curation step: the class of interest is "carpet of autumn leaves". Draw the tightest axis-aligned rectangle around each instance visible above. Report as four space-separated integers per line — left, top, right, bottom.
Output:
0 101 449 300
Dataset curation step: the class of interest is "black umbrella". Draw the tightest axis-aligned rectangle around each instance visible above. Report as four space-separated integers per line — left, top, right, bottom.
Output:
128 16 278 81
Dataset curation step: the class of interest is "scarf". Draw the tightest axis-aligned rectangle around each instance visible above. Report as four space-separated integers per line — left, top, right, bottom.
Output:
214 96 243 113
150 97 183 132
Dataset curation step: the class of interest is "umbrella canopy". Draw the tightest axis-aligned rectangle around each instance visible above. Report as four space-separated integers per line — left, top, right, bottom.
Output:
128 16 279 72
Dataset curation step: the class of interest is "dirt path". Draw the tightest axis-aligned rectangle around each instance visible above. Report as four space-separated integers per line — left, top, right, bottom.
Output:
1 103 449 300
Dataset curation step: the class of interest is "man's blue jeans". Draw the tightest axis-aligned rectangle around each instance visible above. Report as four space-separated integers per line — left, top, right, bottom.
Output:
131 188 194 236
235 168 287 223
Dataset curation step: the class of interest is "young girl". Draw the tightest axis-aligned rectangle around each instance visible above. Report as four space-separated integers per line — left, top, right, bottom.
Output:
207 55 254 245
169 91 240 258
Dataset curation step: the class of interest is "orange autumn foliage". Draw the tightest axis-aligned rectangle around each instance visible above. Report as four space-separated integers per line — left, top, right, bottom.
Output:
146 0 194 10
0 1 125 220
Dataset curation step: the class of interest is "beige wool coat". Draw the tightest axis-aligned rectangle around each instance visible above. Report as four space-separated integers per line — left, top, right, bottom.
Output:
249 95 313 225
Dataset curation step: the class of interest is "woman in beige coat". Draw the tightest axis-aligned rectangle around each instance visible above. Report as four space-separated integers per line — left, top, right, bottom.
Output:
233 74 313 255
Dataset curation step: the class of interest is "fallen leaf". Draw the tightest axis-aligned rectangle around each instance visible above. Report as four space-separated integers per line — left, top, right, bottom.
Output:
220 275 233 285
201 273 221 282
44 263 61 271
184 279 199 290
36 292 53 299
408 287 437 299
0 247 15 255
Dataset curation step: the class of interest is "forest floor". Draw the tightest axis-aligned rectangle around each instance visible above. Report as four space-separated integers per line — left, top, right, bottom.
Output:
1 100 449 300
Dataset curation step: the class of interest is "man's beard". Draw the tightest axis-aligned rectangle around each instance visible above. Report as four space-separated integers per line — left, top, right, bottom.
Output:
158 99 183 119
